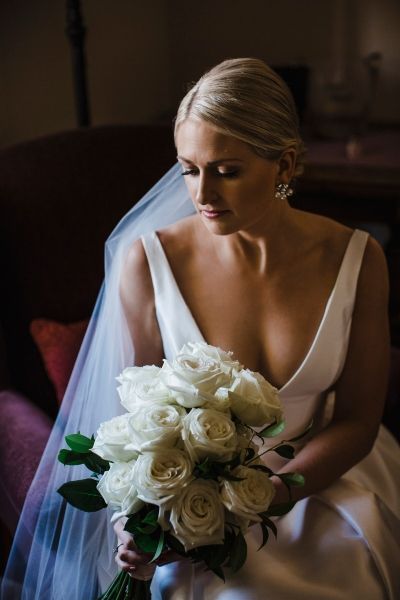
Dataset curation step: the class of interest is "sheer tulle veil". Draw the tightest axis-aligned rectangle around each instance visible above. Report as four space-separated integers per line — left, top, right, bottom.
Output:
1 163 194 599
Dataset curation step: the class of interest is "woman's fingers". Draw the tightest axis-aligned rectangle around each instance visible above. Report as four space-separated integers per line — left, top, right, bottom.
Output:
115 549 138 571
115 548 156 580
115 542 153 567
155 549 182 566
116 530 136 549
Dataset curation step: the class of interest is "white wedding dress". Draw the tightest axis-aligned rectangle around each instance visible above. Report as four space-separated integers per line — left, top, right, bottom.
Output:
141 229 400 600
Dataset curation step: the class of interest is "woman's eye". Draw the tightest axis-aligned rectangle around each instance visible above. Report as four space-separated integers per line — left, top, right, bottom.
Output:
218 170 239 178
180 168 239 178
181 169 198 177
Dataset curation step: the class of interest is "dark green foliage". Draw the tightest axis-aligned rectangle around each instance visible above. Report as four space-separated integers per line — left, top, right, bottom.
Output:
57 478 106 511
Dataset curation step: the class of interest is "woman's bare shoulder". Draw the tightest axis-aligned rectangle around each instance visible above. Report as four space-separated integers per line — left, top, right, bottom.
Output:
291 209 355 265
306 213 385 266
299 210 388 296
157 215 199 254
298 210 352 242
122 237 151 284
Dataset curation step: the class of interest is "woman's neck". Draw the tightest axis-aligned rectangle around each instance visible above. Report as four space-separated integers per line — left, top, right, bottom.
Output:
208 202 303 275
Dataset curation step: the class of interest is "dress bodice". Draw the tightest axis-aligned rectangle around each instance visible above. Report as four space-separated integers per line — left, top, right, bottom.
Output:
141 229 368 442
142 228 400 600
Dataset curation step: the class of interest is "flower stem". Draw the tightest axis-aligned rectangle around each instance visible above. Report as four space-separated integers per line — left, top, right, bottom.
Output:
246 440 289 465
114 573 130 600
97 571 135 600
97 570 153 599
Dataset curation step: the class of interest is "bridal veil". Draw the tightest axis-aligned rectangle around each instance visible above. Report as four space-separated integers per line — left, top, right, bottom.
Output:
1 162 194 599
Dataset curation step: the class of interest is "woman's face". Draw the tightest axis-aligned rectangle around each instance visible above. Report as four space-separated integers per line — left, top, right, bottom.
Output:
176 118 281 236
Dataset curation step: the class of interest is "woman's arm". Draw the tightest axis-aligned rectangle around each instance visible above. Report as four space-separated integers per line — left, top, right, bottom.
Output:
272 236 390 504
120 239 164 367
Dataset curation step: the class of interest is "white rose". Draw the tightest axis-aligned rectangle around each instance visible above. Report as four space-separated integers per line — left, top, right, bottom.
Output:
236 426 257 455
169 479 225 551
133 448 193 509
180 342 242 373
117 365 174 412
161 343 236 409
125 403 186 453
97 461 144 522
182 408 238 463
219 369 282 427
92 414 137 462
220 465 275 528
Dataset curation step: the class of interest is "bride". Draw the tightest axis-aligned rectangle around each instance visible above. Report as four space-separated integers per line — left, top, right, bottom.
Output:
2 58 399 599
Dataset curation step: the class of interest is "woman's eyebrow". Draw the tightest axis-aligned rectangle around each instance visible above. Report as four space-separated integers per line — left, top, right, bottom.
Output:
176 156 244 164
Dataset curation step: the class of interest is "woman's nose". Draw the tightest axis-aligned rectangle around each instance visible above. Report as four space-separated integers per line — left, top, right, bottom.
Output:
195 173 216 205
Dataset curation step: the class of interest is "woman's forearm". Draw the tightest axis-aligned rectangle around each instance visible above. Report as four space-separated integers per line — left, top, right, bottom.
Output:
271 418 378 505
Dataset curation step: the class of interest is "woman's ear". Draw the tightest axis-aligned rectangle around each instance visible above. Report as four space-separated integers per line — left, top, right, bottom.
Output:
277 148 297 183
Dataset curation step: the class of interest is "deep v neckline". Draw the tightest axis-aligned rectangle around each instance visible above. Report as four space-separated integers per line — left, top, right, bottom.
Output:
147 230 363 393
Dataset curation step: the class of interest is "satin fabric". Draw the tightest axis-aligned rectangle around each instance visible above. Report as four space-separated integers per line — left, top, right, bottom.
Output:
142 229 400 600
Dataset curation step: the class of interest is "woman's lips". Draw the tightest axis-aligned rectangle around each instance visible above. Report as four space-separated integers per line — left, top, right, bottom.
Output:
201 209 230 219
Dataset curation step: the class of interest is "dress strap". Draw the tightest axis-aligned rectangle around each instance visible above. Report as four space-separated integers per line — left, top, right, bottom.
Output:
141 231 173 299
141 231 204 359
332 229 369 310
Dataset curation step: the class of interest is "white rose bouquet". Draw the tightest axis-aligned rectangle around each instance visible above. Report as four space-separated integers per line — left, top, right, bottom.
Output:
58 342 308 599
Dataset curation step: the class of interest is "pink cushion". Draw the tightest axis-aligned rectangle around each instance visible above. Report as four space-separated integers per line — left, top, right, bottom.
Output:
30 319 88 404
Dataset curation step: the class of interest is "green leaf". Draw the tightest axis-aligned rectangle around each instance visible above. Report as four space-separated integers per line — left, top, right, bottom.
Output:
257 522 269 550
142 509 158 526
266 501 296 516
150 529 165 563
164 533 186 555
83 451 110 474
194 454 245 482
124 509 148 534
274 444 295 459
247 464 273 476
204 542 230 570
209 565 225 581
65 433 94 453
58 448 110 474
279 472 305 487
57 478 106 511
134 532 159 554
260 515 278 537
288 420 313 443
259 420 286 438
245 447 256 462
136 524 158 535
58 449 85 466
228 531 247 573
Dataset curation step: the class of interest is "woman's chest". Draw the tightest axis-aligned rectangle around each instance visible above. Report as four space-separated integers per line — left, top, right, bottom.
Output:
176 266 334 389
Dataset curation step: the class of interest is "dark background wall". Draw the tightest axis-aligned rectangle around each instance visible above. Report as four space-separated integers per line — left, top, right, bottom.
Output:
0 0 399 147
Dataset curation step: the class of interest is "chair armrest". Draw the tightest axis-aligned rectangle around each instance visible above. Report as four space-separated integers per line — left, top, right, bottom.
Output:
0 390 53 532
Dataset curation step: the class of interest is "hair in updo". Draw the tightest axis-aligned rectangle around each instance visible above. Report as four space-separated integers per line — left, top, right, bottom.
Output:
174 57 305 177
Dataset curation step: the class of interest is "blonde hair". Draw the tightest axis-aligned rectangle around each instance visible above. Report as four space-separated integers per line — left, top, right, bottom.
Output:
174 58 305 177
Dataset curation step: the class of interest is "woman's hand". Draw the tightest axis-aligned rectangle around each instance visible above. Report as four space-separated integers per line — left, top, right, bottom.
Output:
114 517 156 580
113 517 185 579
